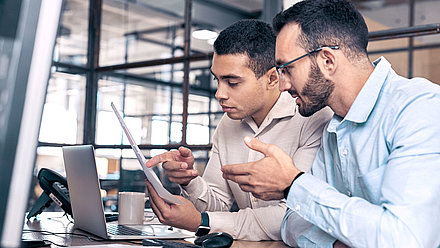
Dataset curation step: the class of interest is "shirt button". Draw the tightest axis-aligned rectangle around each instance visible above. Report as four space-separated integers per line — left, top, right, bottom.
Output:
347 191 352 197
328 228 333 234
295 205 301 211
253 197 258 202
342 149 348 156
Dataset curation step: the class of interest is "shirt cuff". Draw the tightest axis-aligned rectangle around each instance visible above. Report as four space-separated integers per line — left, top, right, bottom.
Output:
205 212 236 235
297 226 337 248
288 172 349 212
285 172 332 211
285 172 346 247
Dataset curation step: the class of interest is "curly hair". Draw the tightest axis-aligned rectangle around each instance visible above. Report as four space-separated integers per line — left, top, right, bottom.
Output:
213 19 276 78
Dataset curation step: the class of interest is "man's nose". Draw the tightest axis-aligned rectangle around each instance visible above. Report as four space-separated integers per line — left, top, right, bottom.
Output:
215 82 228 100
278 77 292 92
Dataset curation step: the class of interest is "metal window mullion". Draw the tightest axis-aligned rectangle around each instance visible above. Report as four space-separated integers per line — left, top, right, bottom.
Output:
83 0 102 145
408 0 415 79
182 0 192 146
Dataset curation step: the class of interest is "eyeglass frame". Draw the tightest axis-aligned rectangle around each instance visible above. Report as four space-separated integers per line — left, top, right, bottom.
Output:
276 45 340 78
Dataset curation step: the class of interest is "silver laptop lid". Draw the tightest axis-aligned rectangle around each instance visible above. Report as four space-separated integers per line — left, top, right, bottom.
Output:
62 145 108 239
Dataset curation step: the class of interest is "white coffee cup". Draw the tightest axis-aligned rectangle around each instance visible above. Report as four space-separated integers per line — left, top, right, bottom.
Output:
118 192 145 225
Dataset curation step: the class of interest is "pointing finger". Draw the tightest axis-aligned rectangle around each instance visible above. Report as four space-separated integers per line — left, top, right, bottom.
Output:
145 152 173 168
178 146 193 158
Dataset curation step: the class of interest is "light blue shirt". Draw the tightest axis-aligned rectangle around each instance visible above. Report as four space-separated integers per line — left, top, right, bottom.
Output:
282 57 440 248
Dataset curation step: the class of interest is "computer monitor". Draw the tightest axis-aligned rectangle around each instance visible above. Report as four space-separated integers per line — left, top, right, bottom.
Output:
0 0 62 247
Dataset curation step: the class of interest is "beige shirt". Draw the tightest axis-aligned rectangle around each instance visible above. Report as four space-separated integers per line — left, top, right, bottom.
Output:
181 92 333 241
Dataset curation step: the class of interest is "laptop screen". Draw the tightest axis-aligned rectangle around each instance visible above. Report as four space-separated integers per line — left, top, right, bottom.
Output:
62 145 109 239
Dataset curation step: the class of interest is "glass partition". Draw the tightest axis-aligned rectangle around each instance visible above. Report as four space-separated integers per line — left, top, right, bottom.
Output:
100 0 185 66
39 71 86 144
54 0 89 66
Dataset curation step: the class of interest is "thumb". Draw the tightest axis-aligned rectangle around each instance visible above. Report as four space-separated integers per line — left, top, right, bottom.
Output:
243 136 271 156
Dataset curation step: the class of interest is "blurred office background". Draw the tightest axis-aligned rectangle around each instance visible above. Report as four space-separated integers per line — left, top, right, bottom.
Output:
31 0 440 211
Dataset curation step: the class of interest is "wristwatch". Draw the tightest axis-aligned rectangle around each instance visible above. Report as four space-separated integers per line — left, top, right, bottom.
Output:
195 212 210 236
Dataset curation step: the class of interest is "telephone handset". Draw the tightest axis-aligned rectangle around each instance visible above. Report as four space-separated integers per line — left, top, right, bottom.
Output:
27 168 72 219
27 168 119 222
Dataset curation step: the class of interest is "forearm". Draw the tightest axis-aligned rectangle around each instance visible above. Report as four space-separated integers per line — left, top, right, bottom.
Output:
282 208 335 248
289 173 438 247
208 204 287 241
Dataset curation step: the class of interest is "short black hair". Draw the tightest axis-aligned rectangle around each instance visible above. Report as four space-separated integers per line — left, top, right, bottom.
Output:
273 0 368 59
213 19 276 78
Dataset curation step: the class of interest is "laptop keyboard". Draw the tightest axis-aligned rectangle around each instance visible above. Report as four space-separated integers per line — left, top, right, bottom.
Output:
143 239 200 248
107 224 150 236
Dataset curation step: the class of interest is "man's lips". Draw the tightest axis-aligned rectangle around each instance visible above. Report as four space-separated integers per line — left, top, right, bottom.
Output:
288 90 299 98
220 104 234 112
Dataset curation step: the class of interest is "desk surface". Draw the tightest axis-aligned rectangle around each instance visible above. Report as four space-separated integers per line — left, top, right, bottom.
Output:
22 212 288 248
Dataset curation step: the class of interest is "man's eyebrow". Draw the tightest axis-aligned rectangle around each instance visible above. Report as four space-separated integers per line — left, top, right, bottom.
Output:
210 70 242 80
220 75 242 80
276 59 286 66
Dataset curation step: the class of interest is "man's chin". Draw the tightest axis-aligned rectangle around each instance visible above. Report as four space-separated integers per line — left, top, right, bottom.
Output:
298 105 323 117
226 112 245 120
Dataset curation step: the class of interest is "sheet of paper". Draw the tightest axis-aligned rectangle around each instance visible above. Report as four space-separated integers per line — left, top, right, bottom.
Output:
111 102 182 205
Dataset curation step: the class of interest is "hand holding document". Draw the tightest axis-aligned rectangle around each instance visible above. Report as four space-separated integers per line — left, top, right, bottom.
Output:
111 103 182 205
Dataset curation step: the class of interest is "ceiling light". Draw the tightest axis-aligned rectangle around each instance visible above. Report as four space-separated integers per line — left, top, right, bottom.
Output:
192 29 218 40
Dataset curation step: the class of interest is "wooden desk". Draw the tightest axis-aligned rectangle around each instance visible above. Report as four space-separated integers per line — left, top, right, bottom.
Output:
22 212 288 247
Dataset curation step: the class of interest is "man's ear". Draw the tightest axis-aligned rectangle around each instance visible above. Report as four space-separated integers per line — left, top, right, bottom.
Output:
266 67 279 90
317 48 337 78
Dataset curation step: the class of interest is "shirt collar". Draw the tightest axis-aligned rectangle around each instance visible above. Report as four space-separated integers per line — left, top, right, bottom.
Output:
242 91 296 129
343 56 391 123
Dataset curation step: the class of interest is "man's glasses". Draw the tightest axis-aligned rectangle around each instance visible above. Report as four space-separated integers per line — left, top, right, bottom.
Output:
276 45 339 79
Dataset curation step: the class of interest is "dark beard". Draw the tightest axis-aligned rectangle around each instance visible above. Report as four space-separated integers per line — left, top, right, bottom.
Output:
297 60 334 117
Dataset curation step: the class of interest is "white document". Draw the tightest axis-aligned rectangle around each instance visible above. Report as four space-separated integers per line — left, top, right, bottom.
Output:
111 102 182 205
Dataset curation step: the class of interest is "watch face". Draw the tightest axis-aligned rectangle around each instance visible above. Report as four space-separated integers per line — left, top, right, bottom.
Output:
195 226 210 236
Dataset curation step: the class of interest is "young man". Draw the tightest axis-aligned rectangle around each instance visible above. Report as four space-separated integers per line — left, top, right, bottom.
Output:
222 0 440 247
144 19 332 241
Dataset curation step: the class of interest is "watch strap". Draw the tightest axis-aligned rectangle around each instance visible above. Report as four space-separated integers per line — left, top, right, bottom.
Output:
200 212 209 227
195 212 210 236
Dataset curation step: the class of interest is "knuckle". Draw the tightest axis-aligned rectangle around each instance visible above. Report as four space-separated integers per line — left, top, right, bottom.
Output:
239 185 247 192
248 164 257 175
164 172 173 180
162 211 171 220
255 189 262 197
157 216 165 223
267 144 277 154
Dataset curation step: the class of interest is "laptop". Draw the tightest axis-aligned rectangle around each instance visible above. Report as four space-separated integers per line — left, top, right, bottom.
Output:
62 145 193 240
